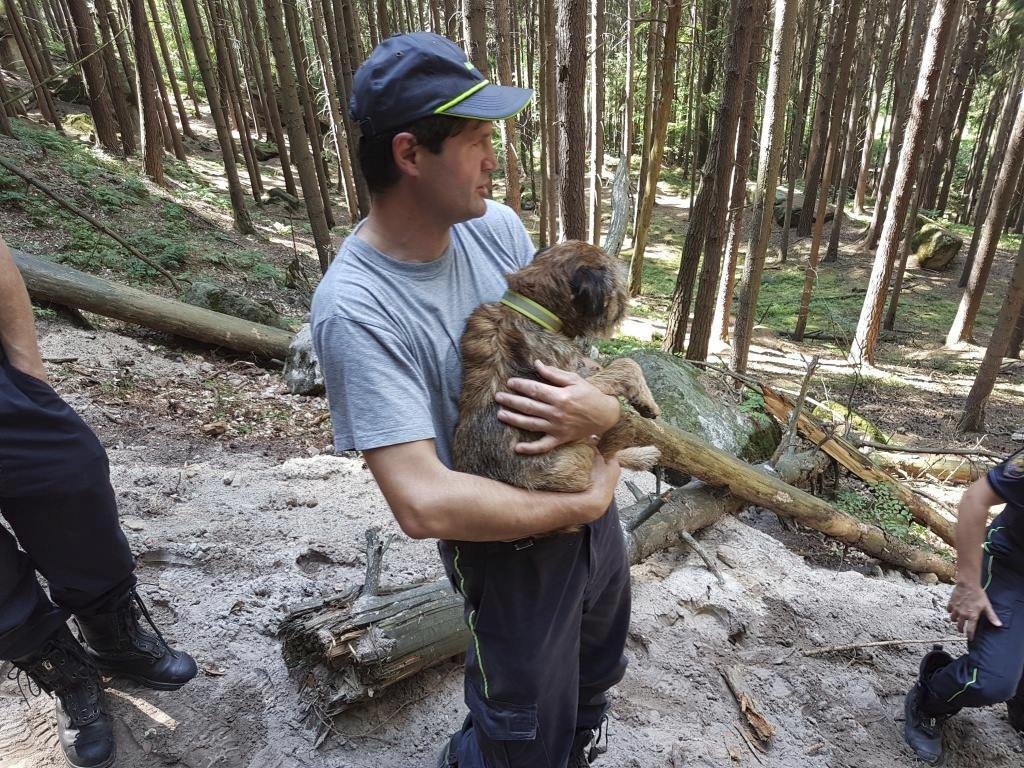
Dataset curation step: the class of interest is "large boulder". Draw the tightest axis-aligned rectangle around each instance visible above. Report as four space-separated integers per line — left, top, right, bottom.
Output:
284 323 324 396
911 219 962 271
622 350 781 462
773 191 835 227
181 281 291 331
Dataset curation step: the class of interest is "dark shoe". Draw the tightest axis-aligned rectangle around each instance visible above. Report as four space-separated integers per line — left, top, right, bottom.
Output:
10 624 116 768
903 645 955 765
570 715 609 766
74 588 197 691
437 732 458 767
1008 697 1024 733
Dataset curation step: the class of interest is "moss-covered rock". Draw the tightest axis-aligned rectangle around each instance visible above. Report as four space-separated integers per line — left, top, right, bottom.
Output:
911 220 962 271
620 350 781 461
181 281 291 331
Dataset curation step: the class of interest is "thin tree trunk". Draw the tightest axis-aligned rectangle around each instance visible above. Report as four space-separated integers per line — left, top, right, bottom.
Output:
627 0 683 295
463 0 488 74
852 0 900 216
5 0 62 130
633 0 663 238
946 87 1024 346
710 13 762 345
129 0 167 182
960 238 1024 431
731 0 798 374
264 0 334 271
586 0 606 243
495 0 523 213
545 0 560 234
93 0 137 153
147 0 195 138
166 0 203 116
20 0 56 78
852 0 961 366
335 0 372 216
66 0 123 154
661 0 757 355
957 78 1002 225
556 0 588 239
1007 303 1024 360
863 0 928 250
180 0 255 232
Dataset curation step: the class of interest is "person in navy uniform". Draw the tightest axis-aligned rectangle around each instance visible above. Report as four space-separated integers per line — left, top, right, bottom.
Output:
904 447 1024 763
1 235 197 768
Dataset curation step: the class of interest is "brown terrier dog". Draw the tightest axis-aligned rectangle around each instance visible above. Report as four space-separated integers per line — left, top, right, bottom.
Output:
453 240 661 507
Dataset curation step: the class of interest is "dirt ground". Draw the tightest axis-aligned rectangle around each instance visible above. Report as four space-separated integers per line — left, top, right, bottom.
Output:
2 322 1024 768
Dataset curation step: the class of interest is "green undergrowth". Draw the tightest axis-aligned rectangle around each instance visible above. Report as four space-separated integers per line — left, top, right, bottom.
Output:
834 483 934 549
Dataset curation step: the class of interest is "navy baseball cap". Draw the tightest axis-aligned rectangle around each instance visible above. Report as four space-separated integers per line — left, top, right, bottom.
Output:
350 32 533 138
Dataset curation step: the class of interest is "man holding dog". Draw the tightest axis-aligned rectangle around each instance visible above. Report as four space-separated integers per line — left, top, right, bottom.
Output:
311 32 630 768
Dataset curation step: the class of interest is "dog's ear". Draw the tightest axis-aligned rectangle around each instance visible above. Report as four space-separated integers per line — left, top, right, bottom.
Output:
570 265 607 318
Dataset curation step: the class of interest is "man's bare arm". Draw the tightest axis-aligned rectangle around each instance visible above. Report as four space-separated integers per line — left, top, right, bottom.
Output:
363 439 620 541
947 477 1005 640
0 235 47 382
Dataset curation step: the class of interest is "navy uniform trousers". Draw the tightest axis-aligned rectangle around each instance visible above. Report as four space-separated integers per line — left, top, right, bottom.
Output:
923 515 1024 714
439 502 630 768
0 354 136 661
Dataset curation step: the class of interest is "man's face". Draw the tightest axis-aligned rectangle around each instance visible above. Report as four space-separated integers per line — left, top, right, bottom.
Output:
416 120 498 224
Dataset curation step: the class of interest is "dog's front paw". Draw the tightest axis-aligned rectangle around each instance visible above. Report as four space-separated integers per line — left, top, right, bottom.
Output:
630 395 661 419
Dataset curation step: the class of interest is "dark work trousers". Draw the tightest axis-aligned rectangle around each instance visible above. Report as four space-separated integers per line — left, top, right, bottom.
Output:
0 355 136 661
438 502 630 768
923 516 1024 714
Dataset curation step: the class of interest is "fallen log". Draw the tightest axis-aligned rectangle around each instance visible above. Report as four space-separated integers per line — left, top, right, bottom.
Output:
613 408 955 576
846 437 997 485
12 249 294 359
758 385 958 547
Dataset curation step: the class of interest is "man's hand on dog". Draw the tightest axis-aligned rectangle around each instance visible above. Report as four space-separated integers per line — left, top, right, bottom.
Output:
495 360 620 455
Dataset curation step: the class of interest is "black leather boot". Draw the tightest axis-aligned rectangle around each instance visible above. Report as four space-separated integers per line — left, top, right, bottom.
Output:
73 589 197 691
10 624 116 768
904 645 956 765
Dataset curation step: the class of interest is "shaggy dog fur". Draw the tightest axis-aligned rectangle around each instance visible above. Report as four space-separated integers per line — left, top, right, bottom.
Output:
453 240 661 507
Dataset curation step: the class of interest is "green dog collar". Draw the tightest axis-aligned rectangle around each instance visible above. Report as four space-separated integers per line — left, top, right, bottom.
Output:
499 290 563 333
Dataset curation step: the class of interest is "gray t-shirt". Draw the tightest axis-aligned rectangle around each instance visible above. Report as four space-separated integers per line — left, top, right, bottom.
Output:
310 200 535 468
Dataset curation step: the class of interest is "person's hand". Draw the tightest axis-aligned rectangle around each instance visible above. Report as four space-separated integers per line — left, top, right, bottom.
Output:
948 581 1002 640
495 360 620 455
575 451 621 524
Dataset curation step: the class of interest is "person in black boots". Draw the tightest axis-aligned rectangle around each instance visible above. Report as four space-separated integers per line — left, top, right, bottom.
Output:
904 447 1024 764
0 235 197 768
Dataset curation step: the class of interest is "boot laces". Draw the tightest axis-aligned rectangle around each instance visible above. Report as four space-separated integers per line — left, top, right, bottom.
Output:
587 715 609 761
6 664 43 703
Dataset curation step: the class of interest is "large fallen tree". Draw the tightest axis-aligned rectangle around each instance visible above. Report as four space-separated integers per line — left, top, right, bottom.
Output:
12 248 294 359
280 410 953 722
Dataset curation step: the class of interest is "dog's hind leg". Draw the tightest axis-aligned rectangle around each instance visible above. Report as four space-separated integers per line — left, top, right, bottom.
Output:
612 446 661 471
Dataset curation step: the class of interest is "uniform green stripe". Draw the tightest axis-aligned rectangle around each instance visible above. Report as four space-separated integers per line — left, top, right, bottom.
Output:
947 667 978 703
453 546 490 699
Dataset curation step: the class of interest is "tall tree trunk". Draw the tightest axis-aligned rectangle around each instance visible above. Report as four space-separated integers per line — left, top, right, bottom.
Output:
957 56 1024 288
1007 303 1024 360
495 0 523 213
957 77 1002 224
537 0 552 244
626 0 683 295
144 0 188 160
129 0 166 182
959 238 1024 432
544 0 561 239
463 0 488 74
180 0 255 232
920 0 992 211
622 0 635 159
282 0 336 228
851 0 960 366
335 0 372 216
66 0 123 154
795 0 851 236
792 0 863 339
166 0 203 116
5 0 62 130
632 0 662 239
20 0 56 77
93 0 137 153
779 0 819 262
863 0 928 250
586 0 606 243
661 0 758 355
309 0 357 221
710 12 762 345
147 0 195 138
852 0 900 216
556 0 588 239
731 0 799 374
946 88 1024 346
264 0 334 271
694 0 720 169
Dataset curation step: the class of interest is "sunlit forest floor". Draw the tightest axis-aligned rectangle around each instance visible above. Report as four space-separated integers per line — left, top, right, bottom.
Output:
2 108 1024 767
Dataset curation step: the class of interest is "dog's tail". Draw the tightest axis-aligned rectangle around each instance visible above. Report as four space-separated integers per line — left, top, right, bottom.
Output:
611 446 660 471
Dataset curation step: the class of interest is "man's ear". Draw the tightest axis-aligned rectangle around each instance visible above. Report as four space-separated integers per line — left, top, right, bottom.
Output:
392 132 420 178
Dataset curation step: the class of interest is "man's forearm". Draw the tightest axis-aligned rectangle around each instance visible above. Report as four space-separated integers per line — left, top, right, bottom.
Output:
0 237 45 376
410 468 602 541
954 490 991 585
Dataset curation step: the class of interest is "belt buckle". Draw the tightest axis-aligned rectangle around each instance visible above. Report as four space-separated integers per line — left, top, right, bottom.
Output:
513 537 535 551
